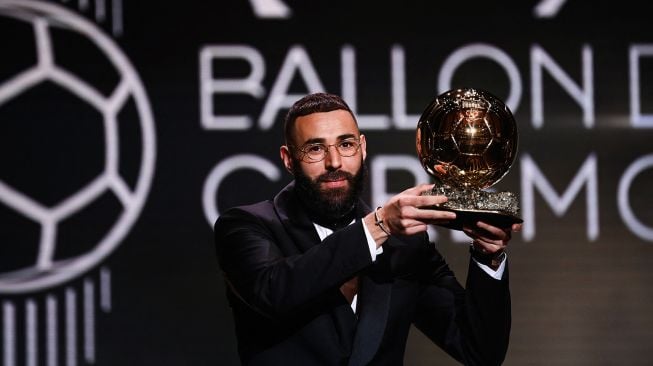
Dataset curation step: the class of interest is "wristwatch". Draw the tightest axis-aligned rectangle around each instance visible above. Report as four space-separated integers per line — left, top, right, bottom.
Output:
469 246 507 268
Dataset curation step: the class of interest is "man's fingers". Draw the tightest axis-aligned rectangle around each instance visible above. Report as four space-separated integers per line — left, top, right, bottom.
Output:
404 193 450 208
475 221 507 238
471 239 506 255
383 184 459 235
423 208 456 221
400 202 456 221
396 184 451 208
401 183 435 196
464 222 511 247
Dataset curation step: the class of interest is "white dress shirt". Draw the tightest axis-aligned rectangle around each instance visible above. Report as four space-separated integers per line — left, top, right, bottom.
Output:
313 218 505 312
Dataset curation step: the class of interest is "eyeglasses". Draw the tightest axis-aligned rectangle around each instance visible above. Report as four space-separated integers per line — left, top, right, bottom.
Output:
291 138 362 163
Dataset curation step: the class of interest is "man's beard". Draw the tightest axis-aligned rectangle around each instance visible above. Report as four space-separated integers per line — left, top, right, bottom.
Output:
292 159 367 226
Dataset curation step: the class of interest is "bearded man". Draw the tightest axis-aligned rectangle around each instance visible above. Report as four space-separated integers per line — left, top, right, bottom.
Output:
214 92 520 366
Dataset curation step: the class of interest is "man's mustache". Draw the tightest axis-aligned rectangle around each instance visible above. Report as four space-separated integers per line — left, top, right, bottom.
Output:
317 171 354 183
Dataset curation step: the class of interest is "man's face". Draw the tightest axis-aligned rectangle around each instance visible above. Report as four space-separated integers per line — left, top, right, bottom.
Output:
280 110 367 219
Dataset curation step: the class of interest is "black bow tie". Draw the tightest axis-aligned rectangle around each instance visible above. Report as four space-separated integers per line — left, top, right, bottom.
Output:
313 212 355 231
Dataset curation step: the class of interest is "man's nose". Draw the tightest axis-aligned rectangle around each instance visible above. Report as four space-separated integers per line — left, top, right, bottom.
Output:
324 146 342 170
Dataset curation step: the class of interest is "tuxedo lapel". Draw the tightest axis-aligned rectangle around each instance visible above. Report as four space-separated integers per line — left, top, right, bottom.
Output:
274 181 391 363
348 275 392 366
273 182 321 253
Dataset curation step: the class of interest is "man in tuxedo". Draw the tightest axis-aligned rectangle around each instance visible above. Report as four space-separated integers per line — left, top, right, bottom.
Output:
214 92 520 365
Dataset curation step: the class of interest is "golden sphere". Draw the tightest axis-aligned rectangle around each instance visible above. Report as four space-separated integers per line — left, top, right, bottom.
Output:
416 88 518 190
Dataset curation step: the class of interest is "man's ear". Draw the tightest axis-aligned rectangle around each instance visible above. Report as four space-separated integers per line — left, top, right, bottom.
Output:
360 134 367 161
280 145 293 173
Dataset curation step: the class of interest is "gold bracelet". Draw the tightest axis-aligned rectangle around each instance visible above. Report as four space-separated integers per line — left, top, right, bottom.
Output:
374 207 391 236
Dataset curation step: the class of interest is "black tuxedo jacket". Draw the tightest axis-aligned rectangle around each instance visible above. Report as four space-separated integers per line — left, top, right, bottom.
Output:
214 182 510 366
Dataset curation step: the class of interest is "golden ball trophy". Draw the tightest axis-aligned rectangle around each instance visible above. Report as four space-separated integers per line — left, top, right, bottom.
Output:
417 88 523 230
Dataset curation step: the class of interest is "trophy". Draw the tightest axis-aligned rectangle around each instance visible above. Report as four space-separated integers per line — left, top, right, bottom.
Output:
416 88 523 230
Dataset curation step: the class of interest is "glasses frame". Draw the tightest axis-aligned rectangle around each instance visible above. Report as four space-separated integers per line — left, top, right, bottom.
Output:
290 138 362 163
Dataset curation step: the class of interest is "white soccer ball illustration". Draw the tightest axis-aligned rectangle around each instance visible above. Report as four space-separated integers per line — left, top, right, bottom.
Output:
0 0 156 294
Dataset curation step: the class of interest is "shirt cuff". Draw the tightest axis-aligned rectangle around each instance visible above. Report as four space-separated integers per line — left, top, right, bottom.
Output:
472 255 506 280
361 218 383 261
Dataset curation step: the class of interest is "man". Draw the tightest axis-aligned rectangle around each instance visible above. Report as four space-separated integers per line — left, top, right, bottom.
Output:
214 92 520 365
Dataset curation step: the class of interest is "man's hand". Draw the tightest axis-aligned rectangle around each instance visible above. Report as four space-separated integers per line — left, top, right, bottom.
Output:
366 184 456 242
464 221 522 269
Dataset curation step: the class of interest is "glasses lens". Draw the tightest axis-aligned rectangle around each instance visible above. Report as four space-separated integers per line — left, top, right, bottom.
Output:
337 140 359 157
296 139 360 162
303 144 326 161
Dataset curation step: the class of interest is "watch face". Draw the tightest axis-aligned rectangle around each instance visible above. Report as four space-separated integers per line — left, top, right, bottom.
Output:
470 245 506 268
490 252 507 268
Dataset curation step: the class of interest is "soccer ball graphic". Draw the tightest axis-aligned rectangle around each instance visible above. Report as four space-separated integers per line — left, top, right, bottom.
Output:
0 0 156 294
416 88 518 190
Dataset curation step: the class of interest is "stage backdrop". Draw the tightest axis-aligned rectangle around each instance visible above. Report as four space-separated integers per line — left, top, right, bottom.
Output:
1 0 652 365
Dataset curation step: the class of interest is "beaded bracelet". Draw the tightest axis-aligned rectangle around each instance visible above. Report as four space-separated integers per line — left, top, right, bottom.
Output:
374 206 392 236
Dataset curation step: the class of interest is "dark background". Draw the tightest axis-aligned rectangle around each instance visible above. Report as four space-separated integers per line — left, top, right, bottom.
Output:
1 0 653 365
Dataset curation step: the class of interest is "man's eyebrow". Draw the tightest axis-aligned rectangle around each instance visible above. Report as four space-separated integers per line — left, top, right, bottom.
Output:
337 133 358 140
302 137 326 145
301 134 358 145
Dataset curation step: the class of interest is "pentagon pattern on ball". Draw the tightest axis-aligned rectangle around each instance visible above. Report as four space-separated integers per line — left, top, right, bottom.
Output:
0 1 156 294
416 88 518 190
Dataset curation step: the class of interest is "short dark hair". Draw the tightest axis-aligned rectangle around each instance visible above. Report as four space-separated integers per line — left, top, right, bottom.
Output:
283 92 358 145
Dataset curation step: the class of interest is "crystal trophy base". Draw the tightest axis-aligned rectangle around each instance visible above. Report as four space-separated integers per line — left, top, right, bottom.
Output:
421 183 523 231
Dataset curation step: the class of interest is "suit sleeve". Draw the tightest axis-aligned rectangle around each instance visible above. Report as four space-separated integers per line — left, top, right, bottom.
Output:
214 206 373 319
411 243 511 366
